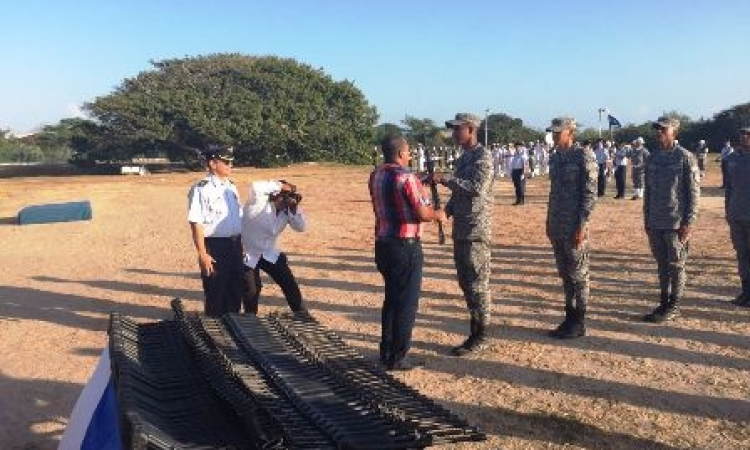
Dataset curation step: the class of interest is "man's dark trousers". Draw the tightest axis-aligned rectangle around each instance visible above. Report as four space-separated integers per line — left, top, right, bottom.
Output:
597 163 608 196
202 237 244 317
243 252 304 314
511 168 525 203
614 165 626 198
375 237 424 367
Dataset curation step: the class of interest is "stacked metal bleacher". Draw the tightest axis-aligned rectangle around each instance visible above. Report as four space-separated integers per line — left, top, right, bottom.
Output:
107 299 487 449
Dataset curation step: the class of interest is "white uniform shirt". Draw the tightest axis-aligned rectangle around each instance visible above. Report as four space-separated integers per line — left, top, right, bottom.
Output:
614 147 629 166
511 148 528 170
241 180 306 268
187 174 242 237
721 144 734 160
594 146 610 165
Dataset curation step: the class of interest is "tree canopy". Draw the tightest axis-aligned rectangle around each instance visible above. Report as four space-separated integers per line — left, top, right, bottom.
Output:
78 54 378 167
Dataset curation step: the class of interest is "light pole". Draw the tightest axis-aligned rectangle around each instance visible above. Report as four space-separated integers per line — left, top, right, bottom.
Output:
484 108 490 146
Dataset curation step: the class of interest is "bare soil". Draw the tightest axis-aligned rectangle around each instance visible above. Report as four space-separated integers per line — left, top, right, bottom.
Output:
0 160 747 450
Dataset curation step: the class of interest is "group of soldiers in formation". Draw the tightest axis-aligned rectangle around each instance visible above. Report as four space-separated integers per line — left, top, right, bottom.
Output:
188 113 750 372
368 112 749 371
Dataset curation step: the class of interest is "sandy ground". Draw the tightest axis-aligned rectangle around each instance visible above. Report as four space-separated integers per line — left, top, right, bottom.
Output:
0 160 748 450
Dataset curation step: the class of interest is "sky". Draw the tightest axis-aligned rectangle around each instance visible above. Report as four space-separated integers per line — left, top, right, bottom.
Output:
3 0 750 134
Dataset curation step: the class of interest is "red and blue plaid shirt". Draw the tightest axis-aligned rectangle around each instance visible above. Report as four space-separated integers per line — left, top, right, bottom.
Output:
369 163 430 239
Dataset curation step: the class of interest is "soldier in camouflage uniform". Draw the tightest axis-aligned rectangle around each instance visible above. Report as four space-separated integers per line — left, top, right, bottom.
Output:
629 137 650 200
725 126 750 307
431 113 494 356
545 118 598 338
643 116 700 323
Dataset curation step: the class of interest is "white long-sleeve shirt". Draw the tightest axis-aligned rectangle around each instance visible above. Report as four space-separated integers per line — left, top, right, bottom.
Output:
241 180 306 268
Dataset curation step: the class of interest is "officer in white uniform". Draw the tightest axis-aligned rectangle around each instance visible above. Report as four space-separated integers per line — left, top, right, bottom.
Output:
241 180 307 315
187 145 243 316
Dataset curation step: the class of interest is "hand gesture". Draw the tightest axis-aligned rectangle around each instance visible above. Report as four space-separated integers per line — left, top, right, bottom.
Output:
677 224 692 244
198 252 216 277
573 224 588 250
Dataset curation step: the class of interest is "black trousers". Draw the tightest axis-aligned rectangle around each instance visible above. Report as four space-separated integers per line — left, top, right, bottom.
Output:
614 166 626 198
511 169 525 203
375 238 423 366
243 252 304 314
597 163 608 196
201 237 244 317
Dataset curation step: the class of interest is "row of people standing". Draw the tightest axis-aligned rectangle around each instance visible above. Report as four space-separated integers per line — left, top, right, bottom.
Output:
187 118 749 374
368 111 749 373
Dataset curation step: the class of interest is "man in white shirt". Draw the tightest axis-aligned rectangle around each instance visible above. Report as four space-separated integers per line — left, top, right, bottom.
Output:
187 145 243 317
241 180 307 315
510 143 529 205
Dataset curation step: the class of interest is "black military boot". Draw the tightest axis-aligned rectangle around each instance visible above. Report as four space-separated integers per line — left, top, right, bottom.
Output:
643 293 669 323
731 280 749 306
644 295 680 323
549 305 575 338
551 306 586 339
451 315 487 356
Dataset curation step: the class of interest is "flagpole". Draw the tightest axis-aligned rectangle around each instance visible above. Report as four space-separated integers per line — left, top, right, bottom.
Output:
597 108 605 138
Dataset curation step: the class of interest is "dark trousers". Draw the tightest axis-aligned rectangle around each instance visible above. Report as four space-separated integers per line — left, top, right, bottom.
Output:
242 252 304 314
729 221 750 283
721 160 728 187
597 163 608 196
511 168 525 203
375 238 423 366
201 237 244 317
614 166 626 198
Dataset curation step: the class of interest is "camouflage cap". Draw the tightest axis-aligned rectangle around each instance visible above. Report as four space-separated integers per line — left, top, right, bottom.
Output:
201 144 235 161
652 116 680 131
546 117 577 132
445 112 482 129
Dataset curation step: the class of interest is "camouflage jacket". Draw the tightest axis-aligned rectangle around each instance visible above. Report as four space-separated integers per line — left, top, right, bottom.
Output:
444 144 494 241
629 146 650 169
644 145 700 230
547 147 598 240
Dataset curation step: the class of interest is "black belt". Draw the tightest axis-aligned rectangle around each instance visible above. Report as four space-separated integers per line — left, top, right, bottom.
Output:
377 236 420 244
206 235 241 242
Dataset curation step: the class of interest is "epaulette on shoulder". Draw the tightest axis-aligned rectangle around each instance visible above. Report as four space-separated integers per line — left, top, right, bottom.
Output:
228 179 235 185
197 180 209 187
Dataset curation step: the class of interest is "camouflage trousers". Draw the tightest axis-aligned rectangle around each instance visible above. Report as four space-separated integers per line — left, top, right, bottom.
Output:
551 238 589 312
729 221 750 283
631 167 645 189
453 239 492 323
647 229 690 300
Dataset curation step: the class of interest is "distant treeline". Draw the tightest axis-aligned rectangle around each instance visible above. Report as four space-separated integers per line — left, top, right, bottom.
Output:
3 53 749 167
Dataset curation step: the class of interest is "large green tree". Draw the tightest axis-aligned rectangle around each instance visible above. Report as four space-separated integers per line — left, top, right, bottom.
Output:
83 54 378 166
482 113 543 145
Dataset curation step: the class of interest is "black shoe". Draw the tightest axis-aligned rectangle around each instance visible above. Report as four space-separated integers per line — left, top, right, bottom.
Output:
630 195 639 200
732 293 750 307
387 357 424 371
614 195 623 199
549 319 586 339
450 335 487 356
512 200 521 206
643 304 680 323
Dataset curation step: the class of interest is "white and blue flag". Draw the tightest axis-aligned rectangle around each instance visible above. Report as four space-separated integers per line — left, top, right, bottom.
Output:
58 347 122 450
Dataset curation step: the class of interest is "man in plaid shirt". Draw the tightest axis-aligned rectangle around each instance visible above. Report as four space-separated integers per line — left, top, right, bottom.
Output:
369 134 446 371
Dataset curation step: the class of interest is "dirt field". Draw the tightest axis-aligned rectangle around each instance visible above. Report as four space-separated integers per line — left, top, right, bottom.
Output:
0 160 747 449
